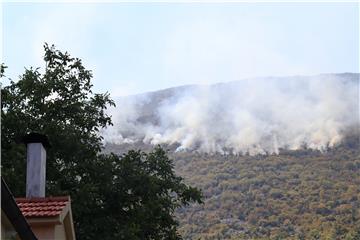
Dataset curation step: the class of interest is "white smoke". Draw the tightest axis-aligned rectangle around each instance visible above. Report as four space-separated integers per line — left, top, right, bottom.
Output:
104 74 359 155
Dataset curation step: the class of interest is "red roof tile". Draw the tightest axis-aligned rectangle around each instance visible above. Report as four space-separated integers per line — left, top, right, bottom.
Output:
15 196 70 218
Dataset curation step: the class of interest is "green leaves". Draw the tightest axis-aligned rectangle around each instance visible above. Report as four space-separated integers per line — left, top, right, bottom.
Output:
89 148 202 240
1 43 202 240
0 63 7 77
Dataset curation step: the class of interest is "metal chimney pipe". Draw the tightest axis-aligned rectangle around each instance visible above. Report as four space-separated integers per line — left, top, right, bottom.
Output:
22 133 51 198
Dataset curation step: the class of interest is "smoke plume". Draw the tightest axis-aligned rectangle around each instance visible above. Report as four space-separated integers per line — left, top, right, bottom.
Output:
104 73 359 155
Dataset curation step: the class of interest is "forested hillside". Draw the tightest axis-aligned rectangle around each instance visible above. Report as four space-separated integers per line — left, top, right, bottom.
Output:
105 73 358 156
105 132 360 239
104 73 359 239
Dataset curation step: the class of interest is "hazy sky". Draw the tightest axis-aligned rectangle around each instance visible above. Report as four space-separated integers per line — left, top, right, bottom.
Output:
2 2 359 96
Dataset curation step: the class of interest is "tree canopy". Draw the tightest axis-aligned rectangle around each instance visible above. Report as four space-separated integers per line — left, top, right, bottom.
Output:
1 44 202 240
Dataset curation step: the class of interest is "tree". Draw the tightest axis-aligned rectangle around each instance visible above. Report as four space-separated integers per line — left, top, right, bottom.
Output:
1 44 203 240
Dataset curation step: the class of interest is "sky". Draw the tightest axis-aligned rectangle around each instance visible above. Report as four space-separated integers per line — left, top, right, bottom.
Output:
1 2 359 96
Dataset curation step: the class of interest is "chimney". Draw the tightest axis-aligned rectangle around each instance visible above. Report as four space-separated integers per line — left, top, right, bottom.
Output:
22 133 51 198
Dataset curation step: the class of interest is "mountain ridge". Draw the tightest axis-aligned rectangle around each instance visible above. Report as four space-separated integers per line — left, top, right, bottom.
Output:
105 72 359 155
104 72 360 239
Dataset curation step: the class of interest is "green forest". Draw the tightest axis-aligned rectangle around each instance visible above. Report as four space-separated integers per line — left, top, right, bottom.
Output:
107 132 360 240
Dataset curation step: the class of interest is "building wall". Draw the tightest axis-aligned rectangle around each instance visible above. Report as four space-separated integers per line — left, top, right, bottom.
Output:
54 224 67 240
1 210 20 240
31 225 55 240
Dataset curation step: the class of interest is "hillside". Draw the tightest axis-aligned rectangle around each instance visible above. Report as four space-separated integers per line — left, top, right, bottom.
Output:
106 73 359 155
104 73 360 239
105 134 360 239
112 73 358 129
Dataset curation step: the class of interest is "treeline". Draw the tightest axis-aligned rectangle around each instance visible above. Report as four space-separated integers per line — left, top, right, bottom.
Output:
106 135 360 239
173 138 360 239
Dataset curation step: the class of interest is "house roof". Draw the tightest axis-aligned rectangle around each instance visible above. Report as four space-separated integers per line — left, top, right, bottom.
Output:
15 196 70 218
15 195 76 240
1 177 38 240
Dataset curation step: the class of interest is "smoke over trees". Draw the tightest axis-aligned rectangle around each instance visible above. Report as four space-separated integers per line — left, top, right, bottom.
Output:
105 73 359 155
